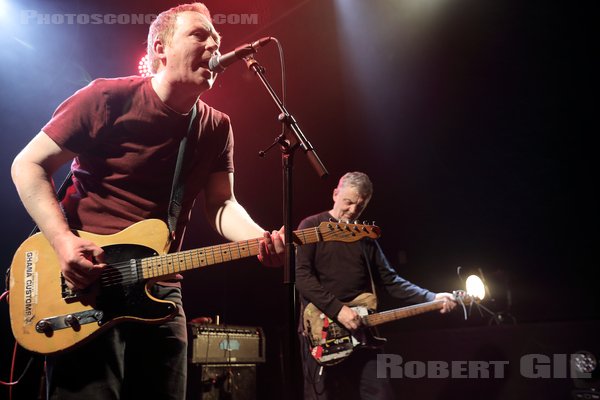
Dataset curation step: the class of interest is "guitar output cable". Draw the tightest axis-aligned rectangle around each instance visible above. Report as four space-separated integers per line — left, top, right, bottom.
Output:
1 171 71 398
453 290 469 321
1 290 38 400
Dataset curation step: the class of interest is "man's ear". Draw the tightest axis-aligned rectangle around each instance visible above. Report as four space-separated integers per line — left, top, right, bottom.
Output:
153 39 166 67
332 188 339 202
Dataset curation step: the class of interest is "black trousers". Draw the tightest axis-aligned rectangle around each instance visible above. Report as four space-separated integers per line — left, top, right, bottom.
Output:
46 285 187 400
300 334 394 400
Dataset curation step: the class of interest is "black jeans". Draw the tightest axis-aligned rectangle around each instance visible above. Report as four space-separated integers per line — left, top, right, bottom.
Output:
46 284 187 400
300 334 394 400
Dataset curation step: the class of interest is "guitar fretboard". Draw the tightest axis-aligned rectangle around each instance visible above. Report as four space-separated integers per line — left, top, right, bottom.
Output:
140 239 261 278
138 224 363 279
363 300 446 327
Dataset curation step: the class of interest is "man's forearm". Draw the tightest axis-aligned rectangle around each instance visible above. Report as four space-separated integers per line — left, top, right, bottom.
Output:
11 160 71 245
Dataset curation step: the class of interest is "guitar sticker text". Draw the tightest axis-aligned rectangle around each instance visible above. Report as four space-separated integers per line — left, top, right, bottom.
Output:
24 251 39 325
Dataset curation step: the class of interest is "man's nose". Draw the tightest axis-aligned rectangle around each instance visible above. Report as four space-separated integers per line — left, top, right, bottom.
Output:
207 37 219 53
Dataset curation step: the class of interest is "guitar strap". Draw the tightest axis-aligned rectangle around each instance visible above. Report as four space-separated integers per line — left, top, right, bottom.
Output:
167 104 198 240
26 104 198 243
360 240 378 310
359 239 387 341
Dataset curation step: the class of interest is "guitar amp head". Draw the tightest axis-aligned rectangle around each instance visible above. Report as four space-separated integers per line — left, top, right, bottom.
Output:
190 324 266 364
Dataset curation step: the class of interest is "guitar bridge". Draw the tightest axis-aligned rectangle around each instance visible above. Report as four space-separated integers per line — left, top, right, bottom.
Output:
35 309 105 335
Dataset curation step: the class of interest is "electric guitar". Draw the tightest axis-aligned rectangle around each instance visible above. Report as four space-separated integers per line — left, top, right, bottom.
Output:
303 290 472 366
8 218 380 355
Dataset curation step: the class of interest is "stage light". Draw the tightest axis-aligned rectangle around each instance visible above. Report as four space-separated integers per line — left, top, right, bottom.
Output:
138 54 152 77
572 350 600 399
457 266 516 325
458 266 489 301
465 274 486 300
572 351 597 376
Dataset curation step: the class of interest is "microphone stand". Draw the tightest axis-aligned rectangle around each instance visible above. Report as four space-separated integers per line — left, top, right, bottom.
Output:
245 56 328 400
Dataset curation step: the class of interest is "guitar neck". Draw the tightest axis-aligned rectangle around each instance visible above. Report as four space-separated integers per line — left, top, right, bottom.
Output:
139 226 323 280
362 300 446 327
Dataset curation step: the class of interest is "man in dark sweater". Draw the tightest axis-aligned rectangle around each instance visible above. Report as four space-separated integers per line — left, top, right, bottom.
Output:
296 171 456 400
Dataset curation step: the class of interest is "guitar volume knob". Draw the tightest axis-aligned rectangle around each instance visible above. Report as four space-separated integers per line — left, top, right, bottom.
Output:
36 319 53 333
64 314 80 328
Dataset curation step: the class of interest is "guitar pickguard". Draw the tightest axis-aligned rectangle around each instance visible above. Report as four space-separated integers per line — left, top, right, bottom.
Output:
307 306 370 366
53 243 176 329
96 243 176 321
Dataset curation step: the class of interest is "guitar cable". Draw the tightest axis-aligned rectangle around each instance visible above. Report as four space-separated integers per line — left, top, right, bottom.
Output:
454 291 469 321
1 170 72 398
0 342 34 386
1 290 36 400
0 267 33 399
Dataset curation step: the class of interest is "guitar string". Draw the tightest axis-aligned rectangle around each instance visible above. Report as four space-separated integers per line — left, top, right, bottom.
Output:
99 239 277 287
366 301 445 325
96 227 368 286
98 229 364 287
98 238 284 287
99 239 260 287
97 234 267 283
96 228 371 288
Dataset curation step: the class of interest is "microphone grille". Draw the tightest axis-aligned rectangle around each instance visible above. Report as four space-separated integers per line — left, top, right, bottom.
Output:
208 54 224 72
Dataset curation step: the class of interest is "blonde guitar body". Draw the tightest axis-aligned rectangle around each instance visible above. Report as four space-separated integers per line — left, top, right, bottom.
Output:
9 219 173 355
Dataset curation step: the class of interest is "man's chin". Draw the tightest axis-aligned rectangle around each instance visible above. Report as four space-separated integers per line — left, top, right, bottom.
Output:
192 78 214 93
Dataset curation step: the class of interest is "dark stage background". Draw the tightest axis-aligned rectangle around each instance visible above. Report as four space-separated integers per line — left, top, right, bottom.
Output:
0 1 596 399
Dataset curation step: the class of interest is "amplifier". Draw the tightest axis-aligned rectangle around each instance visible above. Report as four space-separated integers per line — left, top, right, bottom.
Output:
188 364 257 400
190 324 265 364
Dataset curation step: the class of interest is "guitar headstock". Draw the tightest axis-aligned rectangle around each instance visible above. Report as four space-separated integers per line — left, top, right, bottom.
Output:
317 221 381 243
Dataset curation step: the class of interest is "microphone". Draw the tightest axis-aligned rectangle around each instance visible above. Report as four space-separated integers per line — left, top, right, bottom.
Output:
208 37 274 73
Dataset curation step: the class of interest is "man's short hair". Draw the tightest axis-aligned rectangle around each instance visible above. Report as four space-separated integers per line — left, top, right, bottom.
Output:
338 171 373 199
147 3 216 73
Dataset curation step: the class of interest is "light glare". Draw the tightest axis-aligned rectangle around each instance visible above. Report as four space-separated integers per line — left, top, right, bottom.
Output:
466 274 486 300
138 54 152 77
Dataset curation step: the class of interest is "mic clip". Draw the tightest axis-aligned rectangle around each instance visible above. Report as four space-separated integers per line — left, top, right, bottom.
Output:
244 55 265 73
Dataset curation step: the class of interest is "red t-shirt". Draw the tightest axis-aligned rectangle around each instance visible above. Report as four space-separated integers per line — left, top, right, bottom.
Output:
43 76 234 251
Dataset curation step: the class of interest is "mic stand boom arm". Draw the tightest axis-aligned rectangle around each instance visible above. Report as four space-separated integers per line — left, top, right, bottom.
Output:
244 56 328 400
245 57 328 178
